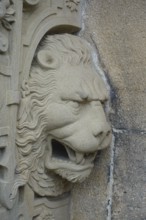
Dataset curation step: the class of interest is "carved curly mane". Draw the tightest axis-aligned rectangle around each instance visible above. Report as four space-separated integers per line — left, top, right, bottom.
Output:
12 34 92 198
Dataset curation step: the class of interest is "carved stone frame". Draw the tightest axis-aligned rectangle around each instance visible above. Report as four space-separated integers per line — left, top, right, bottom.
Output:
0 0 81 219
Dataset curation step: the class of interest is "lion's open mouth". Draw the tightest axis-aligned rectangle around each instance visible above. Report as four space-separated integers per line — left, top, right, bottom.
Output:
45 139 97 183
51 139 96 165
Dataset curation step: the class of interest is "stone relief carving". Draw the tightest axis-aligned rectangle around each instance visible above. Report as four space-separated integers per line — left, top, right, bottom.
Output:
0 1 112 219
0 0 15 52
11 34 112 201
0 1 82 218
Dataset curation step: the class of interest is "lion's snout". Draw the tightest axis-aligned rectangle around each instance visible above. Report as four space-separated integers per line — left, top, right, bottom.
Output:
92 121 112 150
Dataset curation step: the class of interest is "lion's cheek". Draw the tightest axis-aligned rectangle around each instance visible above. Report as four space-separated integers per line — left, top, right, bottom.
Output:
44 103 77 130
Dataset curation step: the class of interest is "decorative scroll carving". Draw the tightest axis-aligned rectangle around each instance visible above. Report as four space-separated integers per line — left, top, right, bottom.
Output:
0 0 15 53
65 0 80 12
12 34 112 200
34 206 55 220
21 0 81 85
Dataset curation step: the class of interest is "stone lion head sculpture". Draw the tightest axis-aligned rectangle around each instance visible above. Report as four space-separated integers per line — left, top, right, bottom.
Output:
12 34 112 198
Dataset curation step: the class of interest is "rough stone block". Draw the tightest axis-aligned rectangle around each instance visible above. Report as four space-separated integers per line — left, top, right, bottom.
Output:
112 132 146 220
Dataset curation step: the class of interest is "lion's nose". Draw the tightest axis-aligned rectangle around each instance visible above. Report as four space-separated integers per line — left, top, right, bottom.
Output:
93 124 111 140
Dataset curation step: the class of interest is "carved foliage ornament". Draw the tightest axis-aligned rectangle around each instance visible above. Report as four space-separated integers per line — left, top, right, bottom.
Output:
12 34 112 199
65 0 80 12
0 0 15 52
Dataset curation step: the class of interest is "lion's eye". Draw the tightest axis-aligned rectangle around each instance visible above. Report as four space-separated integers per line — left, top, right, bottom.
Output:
92 100 101 106
70 101 80 108
92 100 106 112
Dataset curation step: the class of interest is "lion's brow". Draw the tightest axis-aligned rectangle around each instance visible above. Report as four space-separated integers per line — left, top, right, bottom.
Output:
80 77 108 102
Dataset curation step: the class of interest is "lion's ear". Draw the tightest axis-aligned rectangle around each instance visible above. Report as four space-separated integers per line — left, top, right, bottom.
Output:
37 50 58 69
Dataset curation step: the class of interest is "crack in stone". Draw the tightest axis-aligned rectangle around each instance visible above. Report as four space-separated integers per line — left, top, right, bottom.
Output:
106 135 115 220
113 128 146 135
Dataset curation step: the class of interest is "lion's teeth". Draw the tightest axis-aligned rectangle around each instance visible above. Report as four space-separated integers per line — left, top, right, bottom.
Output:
80 158 85 165
76 152 84 164
65 146 76 162
47 138 52 158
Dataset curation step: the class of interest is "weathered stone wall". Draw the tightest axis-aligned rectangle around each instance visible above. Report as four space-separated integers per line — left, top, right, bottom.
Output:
71 0 146 219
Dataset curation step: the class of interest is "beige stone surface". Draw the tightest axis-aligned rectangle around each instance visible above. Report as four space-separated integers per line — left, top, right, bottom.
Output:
71 148 111 220
88 0 146 130
112 133 146 220
71 0 146 219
